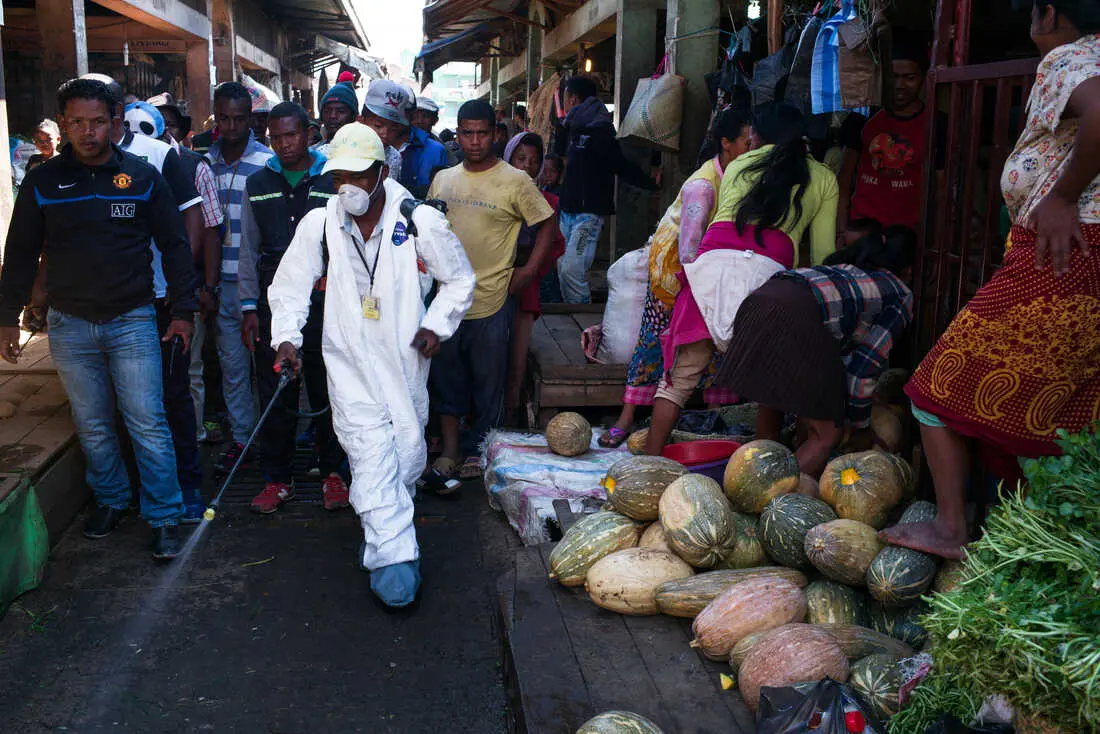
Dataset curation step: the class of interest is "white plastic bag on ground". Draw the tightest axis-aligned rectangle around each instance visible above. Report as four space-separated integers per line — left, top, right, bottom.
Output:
482 430 629 545
598 244 649 364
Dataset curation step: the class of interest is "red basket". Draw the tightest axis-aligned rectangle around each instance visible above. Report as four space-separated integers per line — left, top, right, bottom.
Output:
661 440 741 466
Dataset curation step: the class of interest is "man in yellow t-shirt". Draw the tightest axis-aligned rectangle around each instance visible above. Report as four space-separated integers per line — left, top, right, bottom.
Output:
427 100 555 479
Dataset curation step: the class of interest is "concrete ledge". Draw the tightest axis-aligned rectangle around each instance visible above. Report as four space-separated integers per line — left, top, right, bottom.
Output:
30 441 89 547
542 0 618 62
92 0 210 40
236 34 279 73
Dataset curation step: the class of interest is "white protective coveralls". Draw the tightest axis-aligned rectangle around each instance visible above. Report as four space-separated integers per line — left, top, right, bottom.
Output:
267 179 475 570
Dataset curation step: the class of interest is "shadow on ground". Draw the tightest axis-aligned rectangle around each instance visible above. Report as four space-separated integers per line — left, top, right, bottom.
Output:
0 481 520 733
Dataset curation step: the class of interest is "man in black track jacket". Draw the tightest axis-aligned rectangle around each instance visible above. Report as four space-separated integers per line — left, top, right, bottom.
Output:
0 77 196 561
237 101 349 515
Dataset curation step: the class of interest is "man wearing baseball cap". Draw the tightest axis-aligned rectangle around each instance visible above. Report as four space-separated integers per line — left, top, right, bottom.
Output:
265 123 475 607
359 79 408 187
316 82 358 154
412 97 440 136
398 96 450 198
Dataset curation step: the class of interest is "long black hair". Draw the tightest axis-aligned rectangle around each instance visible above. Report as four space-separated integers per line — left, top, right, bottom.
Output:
713 106 753 147
1022 0 1100 34
733 103 811 246
823 225 916 277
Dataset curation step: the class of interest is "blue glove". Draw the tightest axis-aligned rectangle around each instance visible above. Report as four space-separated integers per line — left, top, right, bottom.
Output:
370 560 421 608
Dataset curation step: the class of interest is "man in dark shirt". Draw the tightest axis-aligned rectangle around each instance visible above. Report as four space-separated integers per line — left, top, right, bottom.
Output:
554 75 659 303
0 78 196 561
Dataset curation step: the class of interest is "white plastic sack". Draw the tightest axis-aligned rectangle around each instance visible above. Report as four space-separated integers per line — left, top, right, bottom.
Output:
482 430 629 545
241 73 281 113
682 249 784 352
598 244 650 364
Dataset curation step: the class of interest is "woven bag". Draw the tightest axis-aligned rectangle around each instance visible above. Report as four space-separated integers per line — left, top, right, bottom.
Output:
617 56 685 152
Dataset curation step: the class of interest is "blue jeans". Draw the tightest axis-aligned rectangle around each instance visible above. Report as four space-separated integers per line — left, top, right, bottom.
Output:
430 300 514 456
47 305 183 527
215 280 255 444
556 212 606 304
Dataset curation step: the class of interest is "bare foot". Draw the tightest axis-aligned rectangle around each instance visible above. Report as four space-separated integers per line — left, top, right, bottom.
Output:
878 520 968 560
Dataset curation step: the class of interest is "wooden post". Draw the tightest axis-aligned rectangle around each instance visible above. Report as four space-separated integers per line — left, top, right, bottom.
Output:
768 0 783 55
210 0 236 84
664 0 720 193
611 0 663 265
526 1 544 107
37 0 89 116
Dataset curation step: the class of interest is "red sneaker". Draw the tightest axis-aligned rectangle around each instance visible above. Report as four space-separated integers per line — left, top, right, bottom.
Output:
250 481 295 514
321 473 350 511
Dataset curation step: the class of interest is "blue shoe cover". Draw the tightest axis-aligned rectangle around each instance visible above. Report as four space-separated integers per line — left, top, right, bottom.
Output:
370 560 421 608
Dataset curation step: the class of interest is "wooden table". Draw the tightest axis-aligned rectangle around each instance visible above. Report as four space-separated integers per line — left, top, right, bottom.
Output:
497 544 755 734
528 305 627 425
0 333 85 544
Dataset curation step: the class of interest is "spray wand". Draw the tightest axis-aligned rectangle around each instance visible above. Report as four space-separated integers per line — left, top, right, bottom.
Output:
203 364 294 522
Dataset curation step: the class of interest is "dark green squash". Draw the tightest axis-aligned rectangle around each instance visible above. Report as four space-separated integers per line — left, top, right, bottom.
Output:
604 455 687 521
866 501 940 607
761 494 838 569
869 600 930 648
723 440 801 513
714 512 768 569
805 580 869 626
849 653 903 720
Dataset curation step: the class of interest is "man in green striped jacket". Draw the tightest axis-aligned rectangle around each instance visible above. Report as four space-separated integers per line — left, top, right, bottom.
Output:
237 101 350 515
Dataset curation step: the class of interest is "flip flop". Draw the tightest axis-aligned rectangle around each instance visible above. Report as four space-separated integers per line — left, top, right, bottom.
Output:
459 456 482 480
432 456 458 479
598 426 629 448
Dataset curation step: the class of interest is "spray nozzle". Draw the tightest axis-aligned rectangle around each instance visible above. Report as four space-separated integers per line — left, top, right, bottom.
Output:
203 507 216 522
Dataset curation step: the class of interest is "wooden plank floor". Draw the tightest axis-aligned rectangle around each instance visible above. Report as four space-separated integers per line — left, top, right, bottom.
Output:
529 309 627 412
499 544 755 734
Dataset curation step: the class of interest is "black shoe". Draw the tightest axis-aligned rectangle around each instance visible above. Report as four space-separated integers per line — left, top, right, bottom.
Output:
152 524 182 561
84 506 126 539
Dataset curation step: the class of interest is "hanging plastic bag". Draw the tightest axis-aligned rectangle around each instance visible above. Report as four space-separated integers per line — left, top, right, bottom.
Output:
837 13 888 109
240 72 281 113
757 678 882 734
786 15 825 115
751 24 801 108
618 56 685 152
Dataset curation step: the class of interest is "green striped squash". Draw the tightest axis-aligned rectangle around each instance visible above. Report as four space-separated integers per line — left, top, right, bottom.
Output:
880 451 917 500
723 440 801 513
654 567 809 618
805 580 870 626
604 455 687 521
548 511 639 587
866 501 940 607
869 600 930 648
849 653 903 720
714 512 768 569
577 711 665 734
819 451 905 529
816 624 914 660
804 519 884 586
932 559 966 594
761 494 839 569
658 474 738 568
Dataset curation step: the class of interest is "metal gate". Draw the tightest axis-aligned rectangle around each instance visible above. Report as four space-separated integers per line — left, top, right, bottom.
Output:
912 0 1038 357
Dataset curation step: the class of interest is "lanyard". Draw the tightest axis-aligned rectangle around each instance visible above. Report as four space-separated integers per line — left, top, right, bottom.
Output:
350 228 382 293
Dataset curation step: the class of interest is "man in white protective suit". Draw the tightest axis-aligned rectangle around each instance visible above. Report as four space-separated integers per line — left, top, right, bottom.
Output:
266 123 475 607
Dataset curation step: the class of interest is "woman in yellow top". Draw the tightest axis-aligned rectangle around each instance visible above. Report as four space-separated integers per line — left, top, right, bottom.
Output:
598 108 752 448
644 103 839 455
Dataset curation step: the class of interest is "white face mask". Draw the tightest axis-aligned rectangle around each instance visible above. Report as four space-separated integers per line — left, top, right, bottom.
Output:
338 184 372 216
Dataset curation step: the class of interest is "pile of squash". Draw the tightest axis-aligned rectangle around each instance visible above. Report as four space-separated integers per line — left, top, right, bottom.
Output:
549 427 950 723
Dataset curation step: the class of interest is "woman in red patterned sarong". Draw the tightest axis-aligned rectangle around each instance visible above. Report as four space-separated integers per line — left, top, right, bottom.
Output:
883 0 1100 559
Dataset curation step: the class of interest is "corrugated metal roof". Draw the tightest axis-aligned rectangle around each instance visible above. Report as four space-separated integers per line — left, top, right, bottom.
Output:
255 0 368 50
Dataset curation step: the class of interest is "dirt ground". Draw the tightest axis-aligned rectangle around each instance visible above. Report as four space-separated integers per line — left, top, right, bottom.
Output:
0 472 521 733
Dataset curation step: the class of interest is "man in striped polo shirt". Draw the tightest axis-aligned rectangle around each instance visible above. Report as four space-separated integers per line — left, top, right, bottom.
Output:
206 81 273 473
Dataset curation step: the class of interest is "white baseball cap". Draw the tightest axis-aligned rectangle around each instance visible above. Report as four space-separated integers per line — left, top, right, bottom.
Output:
416 97 440 114
321 122 386 174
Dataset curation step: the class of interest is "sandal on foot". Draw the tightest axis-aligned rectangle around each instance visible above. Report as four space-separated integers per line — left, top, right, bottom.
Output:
598 426 629 448
459 456 482 481
431 456 458 479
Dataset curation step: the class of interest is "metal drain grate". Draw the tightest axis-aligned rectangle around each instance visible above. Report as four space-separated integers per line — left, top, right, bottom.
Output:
207 446 331 507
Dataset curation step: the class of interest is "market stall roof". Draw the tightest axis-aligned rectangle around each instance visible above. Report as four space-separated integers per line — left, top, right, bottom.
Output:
415 21 500 85
422 0 528 41
255 0 369 50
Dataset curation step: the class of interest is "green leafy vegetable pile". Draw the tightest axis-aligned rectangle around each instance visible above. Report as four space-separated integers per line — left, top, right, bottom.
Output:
890 427 1100 733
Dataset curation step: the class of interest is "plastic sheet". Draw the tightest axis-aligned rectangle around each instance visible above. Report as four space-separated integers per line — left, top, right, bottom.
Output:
482 430 629 545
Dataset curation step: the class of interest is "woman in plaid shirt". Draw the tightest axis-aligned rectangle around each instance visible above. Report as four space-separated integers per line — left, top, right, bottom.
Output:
715 227 915 477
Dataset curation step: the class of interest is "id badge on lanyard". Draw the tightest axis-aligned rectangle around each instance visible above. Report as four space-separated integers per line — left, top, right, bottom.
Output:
361 295 381 320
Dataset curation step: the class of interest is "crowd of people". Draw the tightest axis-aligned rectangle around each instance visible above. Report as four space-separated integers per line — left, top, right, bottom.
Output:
0 0 1097 605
